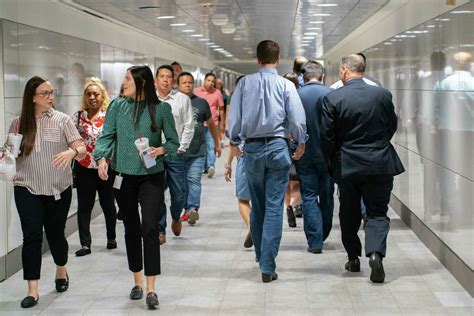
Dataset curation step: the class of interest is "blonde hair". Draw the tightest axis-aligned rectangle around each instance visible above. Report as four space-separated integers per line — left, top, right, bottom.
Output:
80 77 110 111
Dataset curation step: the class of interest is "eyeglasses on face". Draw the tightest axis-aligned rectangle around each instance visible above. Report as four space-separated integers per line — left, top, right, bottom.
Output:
35 90 57 98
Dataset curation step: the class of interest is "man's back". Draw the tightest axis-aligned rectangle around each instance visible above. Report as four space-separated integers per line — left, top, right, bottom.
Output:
228 67 306 144
322 78 404 178
298 82 332 164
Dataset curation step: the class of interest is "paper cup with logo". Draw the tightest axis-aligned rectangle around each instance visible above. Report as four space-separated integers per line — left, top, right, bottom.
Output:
7 133 23 158
134 137 149 153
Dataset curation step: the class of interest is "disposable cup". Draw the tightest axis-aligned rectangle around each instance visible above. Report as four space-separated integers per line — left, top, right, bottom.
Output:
134 137 149 153
7 133 23 158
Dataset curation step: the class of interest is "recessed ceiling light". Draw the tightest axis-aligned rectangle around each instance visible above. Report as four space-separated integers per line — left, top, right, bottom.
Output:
198 38 210 41
305 32 318 35
302 36 315 40
181 29 195 33
190 34 204 37
440 18 450 21
214 48 225 51
206 42 215 45
210 45 219 48
157 15 175 19
312 13 331 16
306 27 321 30
170 23 186 26
426 25 436 28
317 3 338 7
310 21 325 24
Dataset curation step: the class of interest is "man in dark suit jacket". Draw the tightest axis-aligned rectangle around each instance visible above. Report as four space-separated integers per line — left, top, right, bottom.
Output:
321 53 405 283
295 60 334 253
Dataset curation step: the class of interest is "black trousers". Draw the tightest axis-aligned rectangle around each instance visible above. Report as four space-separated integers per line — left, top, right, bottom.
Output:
14 186 72 280
335 172 393 260
76 163 117 247
116 171 164 276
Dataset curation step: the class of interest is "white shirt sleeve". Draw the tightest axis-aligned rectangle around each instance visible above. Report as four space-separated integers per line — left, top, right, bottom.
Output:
178 94 195 152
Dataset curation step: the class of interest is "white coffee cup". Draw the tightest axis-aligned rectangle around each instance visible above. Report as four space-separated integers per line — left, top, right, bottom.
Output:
7 133 23 158
134 137 149 153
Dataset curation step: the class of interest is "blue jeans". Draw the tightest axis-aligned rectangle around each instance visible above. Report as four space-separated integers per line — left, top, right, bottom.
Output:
244 138 291 274
295 159 334 249
159 155 186 234
204 127 216 170
184 155 206 209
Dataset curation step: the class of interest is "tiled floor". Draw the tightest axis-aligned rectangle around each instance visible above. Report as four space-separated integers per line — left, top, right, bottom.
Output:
0 156 472 315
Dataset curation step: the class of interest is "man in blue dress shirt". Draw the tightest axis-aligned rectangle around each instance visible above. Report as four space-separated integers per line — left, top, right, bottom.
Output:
295 60 334 254
228 40 307 283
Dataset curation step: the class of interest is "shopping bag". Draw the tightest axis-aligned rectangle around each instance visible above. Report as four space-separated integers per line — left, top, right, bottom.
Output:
0 145 16 181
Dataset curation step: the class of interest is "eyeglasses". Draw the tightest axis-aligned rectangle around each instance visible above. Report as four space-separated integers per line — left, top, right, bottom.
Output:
35 90 57 98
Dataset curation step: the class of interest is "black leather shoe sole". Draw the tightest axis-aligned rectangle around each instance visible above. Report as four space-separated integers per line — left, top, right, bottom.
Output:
20 296 38 308
146 292 159 309
262 272 278 283
369 254 385 283
129 286 144 300
55 274 69 293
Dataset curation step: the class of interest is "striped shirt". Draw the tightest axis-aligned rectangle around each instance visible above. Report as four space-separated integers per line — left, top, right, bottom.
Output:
9 109 82 196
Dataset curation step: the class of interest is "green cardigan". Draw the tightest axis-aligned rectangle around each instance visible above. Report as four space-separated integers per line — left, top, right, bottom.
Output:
93 97 179 175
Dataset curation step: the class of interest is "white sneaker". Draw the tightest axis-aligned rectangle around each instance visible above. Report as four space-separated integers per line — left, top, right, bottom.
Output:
207 166 215 178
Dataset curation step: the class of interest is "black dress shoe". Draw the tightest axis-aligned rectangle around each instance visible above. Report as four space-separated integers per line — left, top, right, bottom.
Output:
307 247 322 254
369 252 385 283
345 258 360 272
129 285 144 300
107 240 117 249
55 274 69 292
146 292 159 309
286 206 296 228
75 247 91 257
244 232 253 248
262 272 278 283
20 295 38 308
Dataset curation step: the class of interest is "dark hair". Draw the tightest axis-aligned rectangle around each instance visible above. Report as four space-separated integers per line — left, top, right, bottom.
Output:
356 53 367 63
293 56 308 73
177 71 194 84
171 61 182 68
235 75 244 86
430 51 446 71
257 40 279 65
204 72 216 80
128 66 159 132
283 73 299 89
341 53 366 73
301 60 324 80
156 65 174 77
19 76 47 156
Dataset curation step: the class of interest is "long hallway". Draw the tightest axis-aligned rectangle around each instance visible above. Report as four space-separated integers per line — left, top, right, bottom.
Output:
0 155 472 315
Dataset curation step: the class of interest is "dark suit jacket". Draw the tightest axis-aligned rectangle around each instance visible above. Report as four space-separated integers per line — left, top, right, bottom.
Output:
321 78 405 179
297 81 332 165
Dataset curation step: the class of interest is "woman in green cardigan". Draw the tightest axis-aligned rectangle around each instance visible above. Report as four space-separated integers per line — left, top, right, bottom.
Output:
94 65 179 309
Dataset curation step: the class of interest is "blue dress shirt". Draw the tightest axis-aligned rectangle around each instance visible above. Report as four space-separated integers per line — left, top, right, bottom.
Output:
228 67 307 145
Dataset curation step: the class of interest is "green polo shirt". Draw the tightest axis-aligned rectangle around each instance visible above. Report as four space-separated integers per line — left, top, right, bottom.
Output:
93 97 179 175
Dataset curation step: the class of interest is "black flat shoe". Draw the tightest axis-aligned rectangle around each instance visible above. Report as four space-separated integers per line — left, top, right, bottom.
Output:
75 247 91 257
244 232 253 248
307 247 322 254
345 258 360 272
294 204 303 218
129 285 143 300
107 240 117 249
55 273 69 292
369 252 385 283
287 206 296 228
262 272 278 283
146 292 159 309
20 295 38 308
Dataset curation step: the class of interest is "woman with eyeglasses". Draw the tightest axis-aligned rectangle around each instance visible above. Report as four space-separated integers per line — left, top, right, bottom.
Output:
73 78 117 257
8 76 86 308
93 66 179 309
